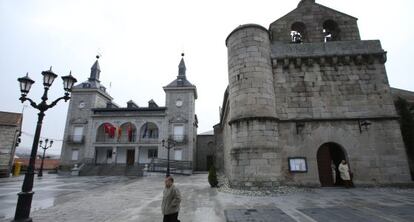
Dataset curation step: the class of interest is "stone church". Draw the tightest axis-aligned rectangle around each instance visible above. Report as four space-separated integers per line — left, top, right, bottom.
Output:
214 0 412 189
60 55 198 174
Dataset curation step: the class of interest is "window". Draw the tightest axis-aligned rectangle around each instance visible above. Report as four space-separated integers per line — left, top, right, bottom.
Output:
291 22 306 43
73 126 83 142
323 20 340 42
148 149 158 159
141 122 159 139
71 149 79 161
173 125 184 142
174 149 182 160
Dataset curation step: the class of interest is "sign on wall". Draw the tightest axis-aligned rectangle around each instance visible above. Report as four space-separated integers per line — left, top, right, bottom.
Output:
288 157 308 173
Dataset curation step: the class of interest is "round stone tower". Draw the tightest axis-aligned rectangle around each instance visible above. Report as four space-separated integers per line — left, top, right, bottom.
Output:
225 24 280 190
226 24 276 120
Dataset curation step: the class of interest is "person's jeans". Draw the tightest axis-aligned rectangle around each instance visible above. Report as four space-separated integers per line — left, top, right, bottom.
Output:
163 212 179 222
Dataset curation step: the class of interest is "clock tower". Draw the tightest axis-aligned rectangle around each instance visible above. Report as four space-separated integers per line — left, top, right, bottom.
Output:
163 54 198 165
60 57 112 165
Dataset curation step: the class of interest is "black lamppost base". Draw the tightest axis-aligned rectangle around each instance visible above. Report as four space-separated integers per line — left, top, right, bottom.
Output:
13 191 35 222
12 217 32 222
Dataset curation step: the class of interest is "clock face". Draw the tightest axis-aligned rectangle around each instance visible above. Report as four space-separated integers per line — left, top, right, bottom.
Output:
176 99 183 107
78 102 86 108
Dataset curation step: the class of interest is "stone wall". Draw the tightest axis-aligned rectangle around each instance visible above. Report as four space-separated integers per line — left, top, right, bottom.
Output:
228 119 280 189
195 135 215 171
165 89 197 163
0 126 19 177
269 1 360 43
226 24 276 121
276 120 411 186
272 41 393 120
217 1 412 189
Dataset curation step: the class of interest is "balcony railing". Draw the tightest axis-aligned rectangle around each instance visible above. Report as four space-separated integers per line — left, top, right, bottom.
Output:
139 138 160 144
66 135 85 144
169 135 188 145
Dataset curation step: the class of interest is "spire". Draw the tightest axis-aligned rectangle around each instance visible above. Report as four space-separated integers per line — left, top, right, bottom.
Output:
89 55 101 82
178 53 186 79
298 0 315 7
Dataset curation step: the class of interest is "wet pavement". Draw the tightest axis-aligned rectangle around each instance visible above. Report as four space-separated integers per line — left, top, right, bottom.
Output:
0 174 131 220
0 173 413 222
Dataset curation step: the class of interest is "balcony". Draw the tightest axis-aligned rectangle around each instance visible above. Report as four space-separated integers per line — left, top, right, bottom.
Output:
139 138 160 144
169 135 188 145
66 135 85 144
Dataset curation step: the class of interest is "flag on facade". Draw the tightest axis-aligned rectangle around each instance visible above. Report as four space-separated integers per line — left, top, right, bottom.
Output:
127 123 133 142
103 123 116 138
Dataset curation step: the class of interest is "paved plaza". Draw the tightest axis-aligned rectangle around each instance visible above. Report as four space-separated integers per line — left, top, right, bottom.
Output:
0 173 413 222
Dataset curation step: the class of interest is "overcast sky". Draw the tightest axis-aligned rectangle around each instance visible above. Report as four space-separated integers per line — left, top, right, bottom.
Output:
1 0 413 155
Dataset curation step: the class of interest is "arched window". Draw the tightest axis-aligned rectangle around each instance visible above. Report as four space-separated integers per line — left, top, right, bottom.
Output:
291 22 307 43
96 122 116 142
140 122 159 139
323 20 340 42
118 122 137 142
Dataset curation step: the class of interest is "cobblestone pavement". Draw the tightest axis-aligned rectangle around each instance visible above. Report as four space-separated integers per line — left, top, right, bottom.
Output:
1 173 413 222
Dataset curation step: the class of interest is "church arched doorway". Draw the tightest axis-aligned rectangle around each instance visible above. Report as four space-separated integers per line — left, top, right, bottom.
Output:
317 143 347 187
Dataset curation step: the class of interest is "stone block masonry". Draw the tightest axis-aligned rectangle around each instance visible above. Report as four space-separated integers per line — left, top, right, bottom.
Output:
216 0 412 190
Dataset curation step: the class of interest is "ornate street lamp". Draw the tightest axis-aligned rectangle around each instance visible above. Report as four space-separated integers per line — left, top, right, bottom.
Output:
14 67 77 222
162 138 176 177
37 139 53 178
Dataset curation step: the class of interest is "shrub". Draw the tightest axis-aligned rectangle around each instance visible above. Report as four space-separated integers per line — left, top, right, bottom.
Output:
208 166 218 187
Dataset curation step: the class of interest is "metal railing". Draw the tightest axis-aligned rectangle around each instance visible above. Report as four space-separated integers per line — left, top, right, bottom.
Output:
139 138 160 144
66 135 85 144
141 158 192 175
169 135 188 145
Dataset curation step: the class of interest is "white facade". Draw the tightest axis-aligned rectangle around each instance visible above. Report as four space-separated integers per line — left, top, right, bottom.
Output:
60 56 198 169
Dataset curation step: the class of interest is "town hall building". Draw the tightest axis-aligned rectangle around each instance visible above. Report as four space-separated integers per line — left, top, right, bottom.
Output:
214 0 412 189
60 55 198 174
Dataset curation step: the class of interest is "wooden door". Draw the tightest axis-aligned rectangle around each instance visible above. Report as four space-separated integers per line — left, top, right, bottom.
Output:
127 149 135 166
317 144 334 187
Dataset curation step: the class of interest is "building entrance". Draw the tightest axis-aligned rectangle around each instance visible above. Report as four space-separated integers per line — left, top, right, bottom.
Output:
127 149 135 166
317 143 347 187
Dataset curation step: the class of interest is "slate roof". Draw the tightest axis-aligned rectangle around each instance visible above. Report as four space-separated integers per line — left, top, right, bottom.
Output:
73 58 107 90
165 56 196 88
165 78 195 88
0 111 22 126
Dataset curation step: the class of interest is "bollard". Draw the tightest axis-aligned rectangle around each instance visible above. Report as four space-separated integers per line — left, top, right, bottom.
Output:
13 162 22 176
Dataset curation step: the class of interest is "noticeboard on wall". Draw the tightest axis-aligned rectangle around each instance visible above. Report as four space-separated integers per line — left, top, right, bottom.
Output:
288 157 308 173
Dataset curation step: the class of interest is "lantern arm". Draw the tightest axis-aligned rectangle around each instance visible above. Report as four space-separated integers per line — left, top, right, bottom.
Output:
20 96 39 109
47 93 70 109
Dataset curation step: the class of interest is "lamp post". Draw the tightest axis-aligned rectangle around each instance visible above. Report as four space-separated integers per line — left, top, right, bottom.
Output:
14 67 77 222
37 139 53 177
162 138 175 177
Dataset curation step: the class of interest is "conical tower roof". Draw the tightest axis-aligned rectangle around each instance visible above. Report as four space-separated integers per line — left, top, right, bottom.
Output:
89 55 101 82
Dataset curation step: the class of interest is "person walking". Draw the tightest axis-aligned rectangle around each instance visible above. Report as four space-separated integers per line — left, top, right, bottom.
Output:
338 160 352 188
162 176 181 222
331 161 337 185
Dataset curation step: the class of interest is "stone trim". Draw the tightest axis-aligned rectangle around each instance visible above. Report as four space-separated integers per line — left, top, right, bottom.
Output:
278 116 399 123
272 52 387 69
228 115 398 126
228 116 279 126
225 24 269 46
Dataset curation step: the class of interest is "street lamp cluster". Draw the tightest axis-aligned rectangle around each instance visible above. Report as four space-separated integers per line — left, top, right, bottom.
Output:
38 139 53 178
14 67 77 222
